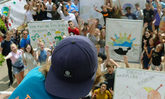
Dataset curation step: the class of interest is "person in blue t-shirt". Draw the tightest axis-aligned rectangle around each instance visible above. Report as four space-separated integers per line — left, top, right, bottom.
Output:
20 29 30 50
65 0 78 13
9 36 98 99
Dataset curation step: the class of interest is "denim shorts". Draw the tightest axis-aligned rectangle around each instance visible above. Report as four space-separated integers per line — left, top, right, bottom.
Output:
12 65 25 74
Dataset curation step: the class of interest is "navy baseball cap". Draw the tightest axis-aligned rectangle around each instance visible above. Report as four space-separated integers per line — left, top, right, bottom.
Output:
45 36 98 99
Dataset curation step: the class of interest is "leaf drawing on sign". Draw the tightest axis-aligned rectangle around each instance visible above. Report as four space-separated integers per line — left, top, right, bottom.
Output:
35 33 40 38
47 32 51 36
54 36 62 45
109 33 136 55
61 32 65 36
31 36 36 41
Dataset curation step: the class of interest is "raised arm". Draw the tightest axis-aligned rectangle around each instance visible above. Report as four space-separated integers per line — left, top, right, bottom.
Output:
149 0 154 10
155 0 161 15
143 23 148 36
105 45 120 67
5 53 12 60
94 6 102 13
123 56 130 68
57 3 64 19
144 47 154 58
110 0 113 8
88 19 97 35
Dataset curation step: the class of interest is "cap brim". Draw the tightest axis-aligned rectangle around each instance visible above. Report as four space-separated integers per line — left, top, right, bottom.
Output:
45 65 96 99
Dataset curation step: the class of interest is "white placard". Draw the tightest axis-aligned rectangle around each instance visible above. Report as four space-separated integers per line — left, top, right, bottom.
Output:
28 20 69 48
106 18 143 62
114 68 165 99
0 0 26 29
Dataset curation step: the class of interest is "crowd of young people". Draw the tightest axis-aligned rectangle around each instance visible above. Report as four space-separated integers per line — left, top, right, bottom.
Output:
0 0 165 98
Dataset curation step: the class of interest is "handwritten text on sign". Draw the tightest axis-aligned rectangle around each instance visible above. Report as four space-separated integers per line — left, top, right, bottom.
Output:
114 68 165 99
28 20 69 48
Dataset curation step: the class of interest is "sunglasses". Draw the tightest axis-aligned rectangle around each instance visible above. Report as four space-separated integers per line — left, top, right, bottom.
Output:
23 33 27 35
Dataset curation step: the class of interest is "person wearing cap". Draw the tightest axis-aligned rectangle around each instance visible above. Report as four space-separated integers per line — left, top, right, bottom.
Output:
9 36 98 99
125 6 137 20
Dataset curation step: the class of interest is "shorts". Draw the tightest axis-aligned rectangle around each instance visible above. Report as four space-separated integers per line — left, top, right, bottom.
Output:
151 63 163 71
12 65 25 75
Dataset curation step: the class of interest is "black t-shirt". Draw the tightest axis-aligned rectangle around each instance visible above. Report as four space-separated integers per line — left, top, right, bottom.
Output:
101 10 112 23
143 9 154 23
1 40 13 56
152 50 162 66
36 10 47 21
104 71 115 90
51 11 61 20
125 13 137 19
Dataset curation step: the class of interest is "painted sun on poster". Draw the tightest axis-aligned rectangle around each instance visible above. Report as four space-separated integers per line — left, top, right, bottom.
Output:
106 18 143 62
114 68 165 99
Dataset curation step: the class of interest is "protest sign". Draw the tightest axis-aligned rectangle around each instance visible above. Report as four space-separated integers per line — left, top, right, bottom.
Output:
28 20 69 48
114 68 165 99
0 0 26 29
115 0 146 12
106 18 143 62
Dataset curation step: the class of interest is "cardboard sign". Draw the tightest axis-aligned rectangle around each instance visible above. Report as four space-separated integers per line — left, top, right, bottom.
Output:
28 20 69 48
114 68 165 99
106 18 143 62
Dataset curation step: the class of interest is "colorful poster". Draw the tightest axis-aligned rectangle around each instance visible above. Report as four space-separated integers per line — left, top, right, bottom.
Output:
28 20 69 48
80 0 104 25
106 18 143 62
1 6 9 16
114 68 165 99
0 0 26 29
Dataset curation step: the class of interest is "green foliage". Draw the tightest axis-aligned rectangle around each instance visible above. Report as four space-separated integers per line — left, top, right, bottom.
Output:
0 18 7 32
0 54 5 66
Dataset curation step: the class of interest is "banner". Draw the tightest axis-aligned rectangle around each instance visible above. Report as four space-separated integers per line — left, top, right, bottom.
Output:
114 68 165 99
80 0 104 25
106 18 143 62
28 20 69 48
0 0 26 29
115 0 146 12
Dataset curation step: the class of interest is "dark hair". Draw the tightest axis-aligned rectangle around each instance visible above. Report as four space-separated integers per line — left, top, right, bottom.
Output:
99 81 108 87
24 44 34 55
101 5 103 9
106 63 115 68
84 22 88 26
125 7 131 10
68 20 72 23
